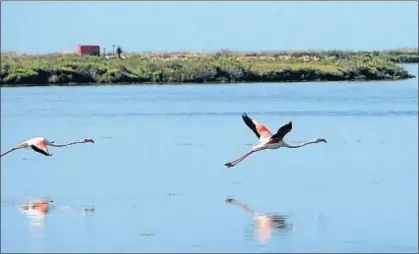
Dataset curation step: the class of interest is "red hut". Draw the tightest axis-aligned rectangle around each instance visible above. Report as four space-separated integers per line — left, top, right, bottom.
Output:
77 45 100 56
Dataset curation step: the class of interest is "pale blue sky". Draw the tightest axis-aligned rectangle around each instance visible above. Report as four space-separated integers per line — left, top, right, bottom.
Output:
1 1 418 53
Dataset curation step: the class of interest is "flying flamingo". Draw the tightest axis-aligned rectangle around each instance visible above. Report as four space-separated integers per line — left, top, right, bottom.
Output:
0 137 95 158
224 113 327 167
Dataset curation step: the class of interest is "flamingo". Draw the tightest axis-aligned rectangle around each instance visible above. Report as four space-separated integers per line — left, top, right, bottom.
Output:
0 136 95 158
224 113 327 168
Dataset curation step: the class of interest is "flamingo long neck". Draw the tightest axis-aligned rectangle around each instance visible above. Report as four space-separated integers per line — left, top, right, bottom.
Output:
47 141 85 147
282 139 317 148
232 200 256 217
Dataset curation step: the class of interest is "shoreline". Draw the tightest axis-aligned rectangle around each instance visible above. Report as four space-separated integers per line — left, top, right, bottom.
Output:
1 49 417 87
1 75 417 89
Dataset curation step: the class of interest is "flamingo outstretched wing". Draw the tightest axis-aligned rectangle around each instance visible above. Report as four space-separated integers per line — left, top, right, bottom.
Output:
270 121 293 142
29 138 51 156
241 113 273 142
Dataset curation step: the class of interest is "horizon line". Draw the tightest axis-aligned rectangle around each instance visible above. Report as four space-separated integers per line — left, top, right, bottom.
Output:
1 47 418 55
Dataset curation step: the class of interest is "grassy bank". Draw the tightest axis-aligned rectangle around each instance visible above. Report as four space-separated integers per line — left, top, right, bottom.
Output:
1 49 417 87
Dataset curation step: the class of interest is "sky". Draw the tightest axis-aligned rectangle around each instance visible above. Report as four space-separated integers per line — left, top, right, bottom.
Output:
1 1 418 54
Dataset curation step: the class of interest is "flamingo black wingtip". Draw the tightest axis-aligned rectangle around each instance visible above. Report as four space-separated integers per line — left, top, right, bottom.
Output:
288 121 293 130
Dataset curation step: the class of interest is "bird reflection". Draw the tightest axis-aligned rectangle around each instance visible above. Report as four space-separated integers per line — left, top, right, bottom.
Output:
18 198 53 215
225 198 292 244
80 205 96 244
82 205 95 216
17 198 53 242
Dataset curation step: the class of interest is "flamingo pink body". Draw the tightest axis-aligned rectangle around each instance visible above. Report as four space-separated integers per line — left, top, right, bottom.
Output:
224 113 327 168
0 136 95 158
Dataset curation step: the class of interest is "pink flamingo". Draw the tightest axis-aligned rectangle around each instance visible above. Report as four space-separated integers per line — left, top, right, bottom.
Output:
1 137 95 157
225 113 327 167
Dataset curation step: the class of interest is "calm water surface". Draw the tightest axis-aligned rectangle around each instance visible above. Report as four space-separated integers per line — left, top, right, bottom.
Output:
1 64 418 253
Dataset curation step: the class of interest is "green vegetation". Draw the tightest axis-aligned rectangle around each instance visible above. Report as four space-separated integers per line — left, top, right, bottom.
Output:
1 48 417 87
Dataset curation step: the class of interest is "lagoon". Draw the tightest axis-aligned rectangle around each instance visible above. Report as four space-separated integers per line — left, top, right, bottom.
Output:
1 64 417 253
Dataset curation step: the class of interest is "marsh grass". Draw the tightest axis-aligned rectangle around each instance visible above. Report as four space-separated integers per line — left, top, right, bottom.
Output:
1 49 417 86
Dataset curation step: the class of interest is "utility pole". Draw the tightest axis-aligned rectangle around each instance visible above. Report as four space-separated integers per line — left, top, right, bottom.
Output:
103 48 106 57
112 44 116 56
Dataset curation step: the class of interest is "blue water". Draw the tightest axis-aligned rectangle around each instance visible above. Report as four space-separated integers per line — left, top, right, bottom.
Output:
1 64 418 253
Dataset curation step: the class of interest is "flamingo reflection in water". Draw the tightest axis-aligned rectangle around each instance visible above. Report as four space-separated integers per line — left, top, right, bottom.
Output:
225 198 292 244
17 198 54 240
18 198 53 214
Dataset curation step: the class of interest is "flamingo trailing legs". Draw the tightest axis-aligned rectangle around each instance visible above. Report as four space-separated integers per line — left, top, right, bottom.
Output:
1 137 95 158
224 113 327 168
